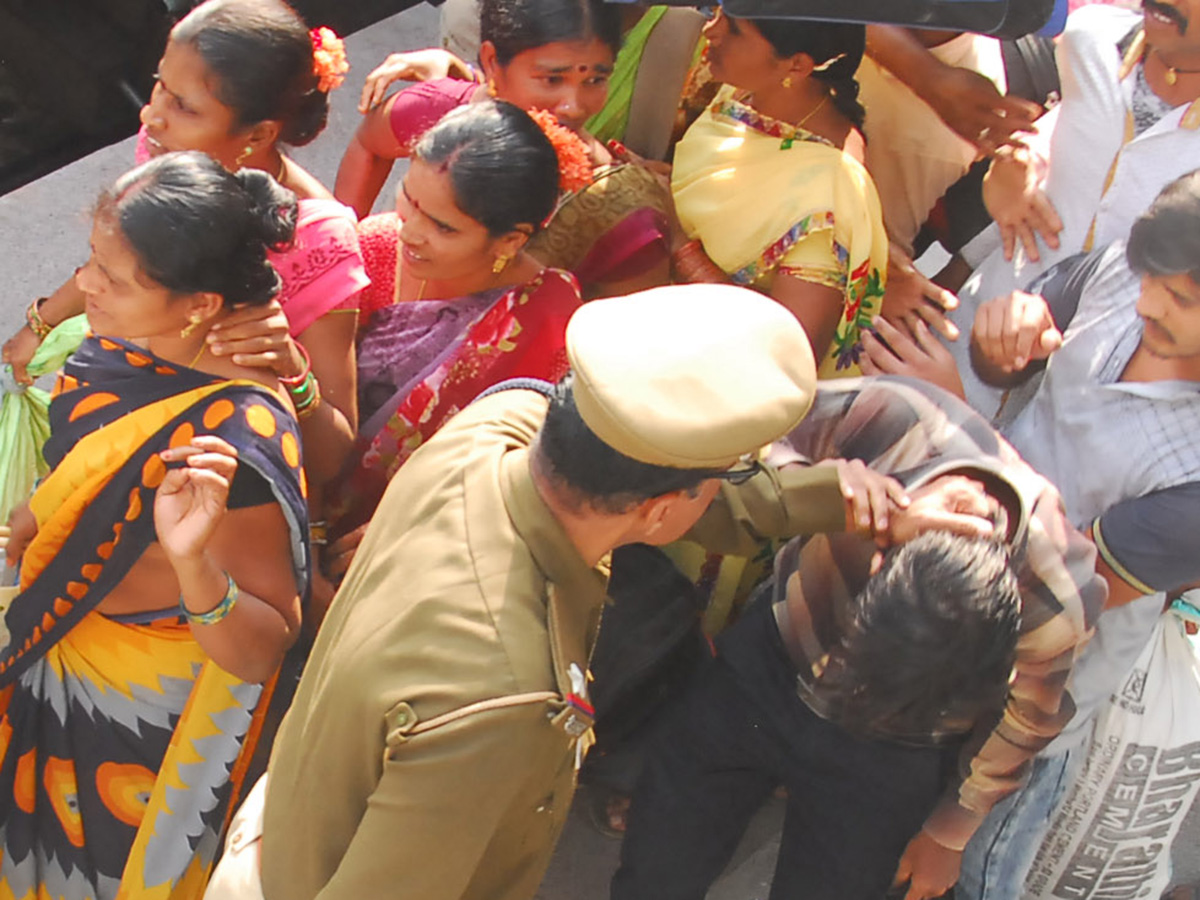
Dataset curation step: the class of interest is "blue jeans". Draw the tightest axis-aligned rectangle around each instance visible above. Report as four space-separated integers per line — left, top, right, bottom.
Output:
956 745 1083 900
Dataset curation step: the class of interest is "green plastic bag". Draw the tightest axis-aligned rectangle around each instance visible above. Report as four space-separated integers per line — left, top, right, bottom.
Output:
0 315 88 524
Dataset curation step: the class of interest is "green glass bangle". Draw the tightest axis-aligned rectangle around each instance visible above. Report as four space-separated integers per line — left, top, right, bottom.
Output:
287 370 317 401
180 572 239 626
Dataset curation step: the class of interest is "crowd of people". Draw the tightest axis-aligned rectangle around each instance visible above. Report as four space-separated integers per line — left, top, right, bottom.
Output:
0 0 1196 899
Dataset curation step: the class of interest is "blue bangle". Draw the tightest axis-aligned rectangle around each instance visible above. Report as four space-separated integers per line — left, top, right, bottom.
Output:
180 573 239 626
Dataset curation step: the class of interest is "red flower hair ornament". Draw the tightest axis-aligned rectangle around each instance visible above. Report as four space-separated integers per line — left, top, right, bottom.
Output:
526 109 593 195
311 27 349 93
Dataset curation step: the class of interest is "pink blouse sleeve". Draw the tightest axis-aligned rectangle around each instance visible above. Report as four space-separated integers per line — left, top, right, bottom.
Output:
387 78 478 148
270 199 371 337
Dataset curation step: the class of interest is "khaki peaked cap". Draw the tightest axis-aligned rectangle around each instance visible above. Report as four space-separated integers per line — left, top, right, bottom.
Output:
566 284 817 469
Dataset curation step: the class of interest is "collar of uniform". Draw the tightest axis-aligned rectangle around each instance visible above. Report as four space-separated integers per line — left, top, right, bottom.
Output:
1123 27 1200 129
498 447 611 616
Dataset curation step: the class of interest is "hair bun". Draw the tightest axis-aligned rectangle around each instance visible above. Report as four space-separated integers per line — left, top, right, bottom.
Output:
234 167 299 251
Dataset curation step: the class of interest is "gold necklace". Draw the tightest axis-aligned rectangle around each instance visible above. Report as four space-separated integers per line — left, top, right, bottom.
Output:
188 341 207 370
795 93 829 130
1155 49 1200 85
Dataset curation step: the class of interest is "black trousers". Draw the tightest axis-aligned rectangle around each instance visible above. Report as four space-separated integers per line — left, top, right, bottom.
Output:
611 599 958 900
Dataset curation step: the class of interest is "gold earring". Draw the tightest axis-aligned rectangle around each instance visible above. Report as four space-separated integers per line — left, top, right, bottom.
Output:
486 79 498 98
492 254 511 274
180 315 202 339
781 75 794 89
235 144 253 168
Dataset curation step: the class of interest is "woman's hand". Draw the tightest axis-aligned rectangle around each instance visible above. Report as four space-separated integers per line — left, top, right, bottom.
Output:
155 436 238 563
971 290 1062 374
1 326 42 387
359 49 473 112
323 524 367 581
3 503 37 567
860 316 966 399
983 144 1062 262
207 300 305 378
816 458 910 540
884 242 960 340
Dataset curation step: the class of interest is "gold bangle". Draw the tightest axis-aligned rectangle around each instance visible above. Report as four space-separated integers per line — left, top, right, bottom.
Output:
25 298 52 341
296 388 322 421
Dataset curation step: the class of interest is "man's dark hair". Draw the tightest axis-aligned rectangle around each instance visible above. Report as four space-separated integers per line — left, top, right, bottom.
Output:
1127 169 1200 284
824 531 1021 737
535 376 722 514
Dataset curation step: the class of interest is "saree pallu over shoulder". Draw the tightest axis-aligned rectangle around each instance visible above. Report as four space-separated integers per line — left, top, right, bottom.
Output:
329 269 581 533
0 335 310 900
672 86 889 376
528 163 670 291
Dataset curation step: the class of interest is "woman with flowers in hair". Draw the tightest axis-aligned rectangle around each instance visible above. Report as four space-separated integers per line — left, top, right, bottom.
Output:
336 0 670 300
1 0 368 615
322 100 582 558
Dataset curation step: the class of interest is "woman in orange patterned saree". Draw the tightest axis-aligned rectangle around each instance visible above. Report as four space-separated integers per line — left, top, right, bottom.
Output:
0 153 310 900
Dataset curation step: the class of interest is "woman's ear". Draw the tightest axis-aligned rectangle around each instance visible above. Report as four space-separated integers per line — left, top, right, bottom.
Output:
186 291 226 324
243 120 282 156
479 41 500 81
788 52 817 81
493 226 533 259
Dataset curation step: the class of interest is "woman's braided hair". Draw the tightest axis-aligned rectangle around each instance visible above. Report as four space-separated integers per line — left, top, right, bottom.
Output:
752 17 867 132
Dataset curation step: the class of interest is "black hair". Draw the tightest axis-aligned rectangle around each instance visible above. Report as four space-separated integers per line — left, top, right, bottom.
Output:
413 100 561 236
747 17 866 132
1126 169 1200 284
98 151 297 308
172 0 330 147
536 375 722 514
480 0 622 66
823 531 1021 737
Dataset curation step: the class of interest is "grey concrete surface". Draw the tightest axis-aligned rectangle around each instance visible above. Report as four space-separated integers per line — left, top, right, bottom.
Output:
0 3 784 895
0 2 436 343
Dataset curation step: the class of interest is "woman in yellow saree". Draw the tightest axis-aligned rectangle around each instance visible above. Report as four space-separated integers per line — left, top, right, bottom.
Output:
0 152 310 900
669 10 888 379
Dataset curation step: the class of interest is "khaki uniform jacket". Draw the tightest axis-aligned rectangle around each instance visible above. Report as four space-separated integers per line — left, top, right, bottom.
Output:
259 388 846 900
260 390 608 900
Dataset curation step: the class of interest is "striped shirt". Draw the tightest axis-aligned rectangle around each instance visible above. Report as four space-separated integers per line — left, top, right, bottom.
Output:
766 377 1106 850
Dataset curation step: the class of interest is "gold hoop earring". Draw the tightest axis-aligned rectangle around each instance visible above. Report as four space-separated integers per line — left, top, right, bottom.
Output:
235 144 253 168
180 315 202 340
781 75 794 89
492 254 511 275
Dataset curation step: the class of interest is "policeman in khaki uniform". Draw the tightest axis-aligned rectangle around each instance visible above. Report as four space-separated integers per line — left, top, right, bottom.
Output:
206 284 867 900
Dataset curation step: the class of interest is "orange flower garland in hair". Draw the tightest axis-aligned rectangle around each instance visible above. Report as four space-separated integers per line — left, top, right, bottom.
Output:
526 109 593 194
310 27 349 93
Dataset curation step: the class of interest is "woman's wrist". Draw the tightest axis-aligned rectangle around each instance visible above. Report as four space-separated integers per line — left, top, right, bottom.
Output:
173 552 232 619
277 339 309 381
25 298 53 341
